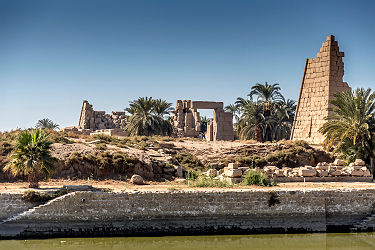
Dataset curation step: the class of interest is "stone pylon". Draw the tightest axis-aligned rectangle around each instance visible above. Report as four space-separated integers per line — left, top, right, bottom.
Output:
291 35 351 144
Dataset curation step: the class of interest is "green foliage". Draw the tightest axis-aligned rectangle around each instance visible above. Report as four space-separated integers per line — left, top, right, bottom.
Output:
48 131 74 144
36 118 59 130
95 143 107 150
4 129 56 188
234 82 296 142
319 88 375 164
189 177 233 187
242 170 276 187
175 152 204 170
125 97 174 136
184 170 198 180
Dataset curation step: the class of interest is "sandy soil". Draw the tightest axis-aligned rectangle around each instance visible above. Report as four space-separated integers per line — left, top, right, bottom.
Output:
1 179 375 194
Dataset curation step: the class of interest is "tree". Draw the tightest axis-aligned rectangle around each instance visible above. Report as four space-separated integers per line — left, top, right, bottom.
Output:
224 103 240 123
36 118 59 130
200 116 209 133
248 82 282 103
4 129 56 188
153 98 174 116
235 99 266 141
319 88 375 164
125 97 174 136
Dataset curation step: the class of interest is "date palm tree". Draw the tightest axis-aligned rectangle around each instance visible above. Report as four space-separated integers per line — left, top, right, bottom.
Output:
224 103 240 123
36 118 59 130
249 82 282 103
125 97 173 136
319 88 375 163
4 129 55 188
236 98 266 141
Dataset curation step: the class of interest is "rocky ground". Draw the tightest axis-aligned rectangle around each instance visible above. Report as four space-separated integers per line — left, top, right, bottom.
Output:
0 133 334 182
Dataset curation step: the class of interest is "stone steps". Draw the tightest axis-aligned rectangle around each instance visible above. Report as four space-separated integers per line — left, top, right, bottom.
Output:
0 192 75 225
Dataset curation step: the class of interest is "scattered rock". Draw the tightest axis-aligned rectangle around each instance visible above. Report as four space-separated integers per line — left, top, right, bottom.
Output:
130 174 144 185
355 159 366 166
333 159 345 166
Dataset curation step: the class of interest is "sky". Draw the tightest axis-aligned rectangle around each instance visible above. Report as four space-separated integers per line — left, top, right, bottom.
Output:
1 0 375 131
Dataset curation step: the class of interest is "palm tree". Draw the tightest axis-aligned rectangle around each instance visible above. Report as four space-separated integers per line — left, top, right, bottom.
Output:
125 97 173 136
153 99 174 116
236 99 267 141
36 118 59 130
248 82 282 103
200 116 209 133
224 103 240 123
4 129 55 188
319 88 375 163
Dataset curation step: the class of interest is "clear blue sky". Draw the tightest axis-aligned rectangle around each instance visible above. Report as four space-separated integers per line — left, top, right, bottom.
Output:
1 0 374 131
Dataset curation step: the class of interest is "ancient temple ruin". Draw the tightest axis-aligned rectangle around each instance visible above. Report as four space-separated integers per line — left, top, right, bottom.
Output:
291 35 351 144
63 100 127 136
171 100 234 141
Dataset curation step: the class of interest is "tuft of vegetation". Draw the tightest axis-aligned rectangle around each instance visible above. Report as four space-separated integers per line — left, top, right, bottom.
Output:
95 143 107 150
49 131 74 144
242 170 276 187
175 152 205 171
22 189 69 203
189 177 233 188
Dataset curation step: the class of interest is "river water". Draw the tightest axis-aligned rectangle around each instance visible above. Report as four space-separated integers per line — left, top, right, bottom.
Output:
1 233 375 250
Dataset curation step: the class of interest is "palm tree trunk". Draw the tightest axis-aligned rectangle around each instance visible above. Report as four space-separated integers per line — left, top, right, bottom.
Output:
28 171 39 188
255 125 262 142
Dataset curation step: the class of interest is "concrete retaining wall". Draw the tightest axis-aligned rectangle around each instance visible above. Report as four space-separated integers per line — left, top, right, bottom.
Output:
1 189 375 238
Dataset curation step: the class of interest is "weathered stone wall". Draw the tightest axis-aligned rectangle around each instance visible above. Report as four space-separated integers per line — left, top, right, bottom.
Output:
0 193 34 221
172 100 234 141
1 189 375 238
78 100 127 131
291 35 351 144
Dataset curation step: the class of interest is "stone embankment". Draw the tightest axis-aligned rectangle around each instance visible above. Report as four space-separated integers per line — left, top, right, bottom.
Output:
1 188 375 239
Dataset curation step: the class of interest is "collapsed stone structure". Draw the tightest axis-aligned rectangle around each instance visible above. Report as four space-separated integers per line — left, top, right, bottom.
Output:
78 100 127 130
208 159 372 184
171 100 234 141
62 100 127 136
291 35 351 144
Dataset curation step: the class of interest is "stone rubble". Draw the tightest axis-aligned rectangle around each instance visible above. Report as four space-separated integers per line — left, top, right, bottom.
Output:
201 159 372 182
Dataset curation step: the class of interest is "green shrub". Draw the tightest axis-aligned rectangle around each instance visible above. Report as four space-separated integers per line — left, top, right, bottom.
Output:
242 170 276 187
95 143 107 150
175 152 204 170
189 177 232 188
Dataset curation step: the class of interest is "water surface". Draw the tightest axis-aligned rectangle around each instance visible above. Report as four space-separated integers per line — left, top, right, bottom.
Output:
1 233 375 250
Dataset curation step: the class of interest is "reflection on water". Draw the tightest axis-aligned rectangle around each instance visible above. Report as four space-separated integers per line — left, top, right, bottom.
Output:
1 233 375 250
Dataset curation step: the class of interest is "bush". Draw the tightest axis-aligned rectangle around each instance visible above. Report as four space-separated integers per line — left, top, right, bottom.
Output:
189 177 232 188
95 143 107 150
175 152 204 170
242 170 276 187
